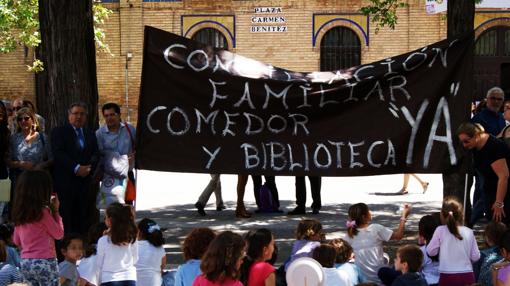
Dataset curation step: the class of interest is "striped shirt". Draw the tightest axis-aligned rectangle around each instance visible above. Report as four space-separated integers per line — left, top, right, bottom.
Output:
0 262 23 285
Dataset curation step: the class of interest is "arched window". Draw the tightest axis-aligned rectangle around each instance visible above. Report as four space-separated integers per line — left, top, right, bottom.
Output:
474 26 510 99
475 29 497 56
320 27 361 71
191 28 228 49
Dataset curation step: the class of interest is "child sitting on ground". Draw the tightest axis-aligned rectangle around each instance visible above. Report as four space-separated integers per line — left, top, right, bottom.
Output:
329 238 363 284
240 228 276 286
284 219 324 271
492 229 510 286
0 239 22 285
377 214 435 286
417 214 440 286
0 223 20 268
193 231 246 286
477 221 506 286
343 202 410 284
391 244 427 286
312 244 351 286
175 228 216 286
59 233 84 286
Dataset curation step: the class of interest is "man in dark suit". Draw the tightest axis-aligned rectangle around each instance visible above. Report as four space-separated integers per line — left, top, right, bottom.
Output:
52 102 99 235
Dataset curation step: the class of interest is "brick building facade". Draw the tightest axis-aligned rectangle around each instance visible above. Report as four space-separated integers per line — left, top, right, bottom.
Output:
1 0 509 124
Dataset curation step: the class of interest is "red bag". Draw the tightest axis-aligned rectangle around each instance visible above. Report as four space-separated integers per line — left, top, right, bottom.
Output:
125 177 136 201
124 122 136 203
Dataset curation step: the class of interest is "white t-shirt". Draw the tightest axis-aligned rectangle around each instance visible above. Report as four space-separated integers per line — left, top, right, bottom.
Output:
323 268 351 286
135 240 166 286
96 235 138 282
78 255 100 286
426 225 480 273
343 223 393 283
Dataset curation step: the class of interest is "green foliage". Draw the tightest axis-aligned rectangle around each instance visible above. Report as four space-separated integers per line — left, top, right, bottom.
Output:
0 0 112 72
361 0 484 33
360 0 408 33
0 0 40 53
93 1 113 55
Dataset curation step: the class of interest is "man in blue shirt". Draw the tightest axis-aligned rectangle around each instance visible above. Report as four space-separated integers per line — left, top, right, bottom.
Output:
472 87 506 136
96 102 136 206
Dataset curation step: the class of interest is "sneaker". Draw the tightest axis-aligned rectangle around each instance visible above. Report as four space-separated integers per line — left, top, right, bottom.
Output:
312 208 320 215
216 205 226 211
287 207 306 215
195 202 206 216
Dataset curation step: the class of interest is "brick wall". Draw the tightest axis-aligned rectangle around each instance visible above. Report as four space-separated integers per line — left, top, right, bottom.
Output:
0 0 456 124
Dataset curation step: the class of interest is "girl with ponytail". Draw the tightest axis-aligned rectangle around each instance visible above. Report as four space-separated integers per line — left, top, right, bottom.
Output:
283 219 323 272
343 202 410 284
426 197 480 286
136 218 166 286
240 228 275 286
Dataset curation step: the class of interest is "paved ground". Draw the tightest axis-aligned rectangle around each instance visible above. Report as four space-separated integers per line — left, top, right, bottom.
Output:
134 172 469 268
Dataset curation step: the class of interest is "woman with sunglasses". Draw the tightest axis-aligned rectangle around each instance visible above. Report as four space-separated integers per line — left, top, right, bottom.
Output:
8 107 52 203
457 122 510 225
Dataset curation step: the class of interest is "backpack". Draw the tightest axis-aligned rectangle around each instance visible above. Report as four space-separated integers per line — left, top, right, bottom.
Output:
258 183 276 212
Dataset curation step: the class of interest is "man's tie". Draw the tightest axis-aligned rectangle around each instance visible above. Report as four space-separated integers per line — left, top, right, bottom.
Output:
77 128 85 149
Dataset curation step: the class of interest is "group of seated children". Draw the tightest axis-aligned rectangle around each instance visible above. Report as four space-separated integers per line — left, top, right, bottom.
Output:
4 169 510 286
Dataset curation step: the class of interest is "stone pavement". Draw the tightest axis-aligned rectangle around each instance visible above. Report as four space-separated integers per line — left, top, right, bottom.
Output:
134 172 462 268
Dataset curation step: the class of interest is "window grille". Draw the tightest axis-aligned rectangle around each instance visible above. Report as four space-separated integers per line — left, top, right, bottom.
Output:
191 28 228 49
320 27 361 71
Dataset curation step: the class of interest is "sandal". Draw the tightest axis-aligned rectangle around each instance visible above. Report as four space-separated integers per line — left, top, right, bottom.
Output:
399 188 408 195
422 182 429 194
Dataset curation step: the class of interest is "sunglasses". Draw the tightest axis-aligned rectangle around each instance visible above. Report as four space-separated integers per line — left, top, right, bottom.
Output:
13 106 22 111
16 116 31 122
460 138 473 145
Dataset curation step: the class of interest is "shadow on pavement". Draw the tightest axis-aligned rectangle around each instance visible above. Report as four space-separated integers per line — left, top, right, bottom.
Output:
137 199 444 268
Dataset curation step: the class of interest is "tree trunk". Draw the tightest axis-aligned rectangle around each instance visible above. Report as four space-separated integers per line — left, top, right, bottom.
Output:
442 0 475 205
447 0 476 38
36 0 99 130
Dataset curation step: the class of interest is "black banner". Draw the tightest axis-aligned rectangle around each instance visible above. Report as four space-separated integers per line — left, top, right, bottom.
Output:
136 26 473 176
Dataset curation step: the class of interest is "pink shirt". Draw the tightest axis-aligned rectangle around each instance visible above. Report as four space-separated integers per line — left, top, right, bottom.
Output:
248 261 274 286
13 207 64 259
192 275 243 286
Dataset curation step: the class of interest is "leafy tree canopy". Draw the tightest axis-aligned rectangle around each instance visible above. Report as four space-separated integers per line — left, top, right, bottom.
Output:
0 0 111 72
